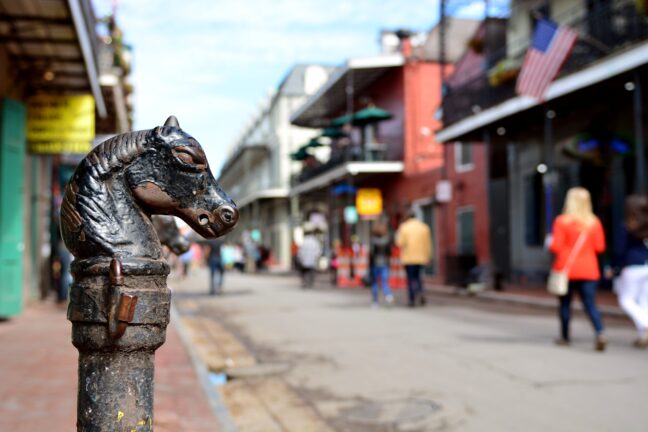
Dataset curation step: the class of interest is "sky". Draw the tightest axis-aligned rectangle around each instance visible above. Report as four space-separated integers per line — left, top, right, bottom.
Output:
94 0 507 175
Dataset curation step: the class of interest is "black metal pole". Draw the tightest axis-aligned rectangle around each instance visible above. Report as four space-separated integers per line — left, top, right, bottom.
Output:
634 70 646 194
69 258 170 431
543 107 555 236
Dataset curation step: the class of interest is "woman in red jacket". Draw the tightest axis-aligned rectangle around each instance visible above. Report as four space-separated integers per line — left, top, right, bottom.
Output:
550 187 607 351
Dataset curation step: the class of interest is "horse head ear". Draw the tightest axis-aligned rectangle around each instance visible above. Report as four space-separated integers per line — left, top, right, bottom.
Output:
164 115 180 128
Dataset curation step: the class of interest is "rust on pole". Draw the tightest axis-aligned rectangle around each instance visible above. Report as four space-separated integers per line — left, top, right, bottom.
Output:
61 116 239 431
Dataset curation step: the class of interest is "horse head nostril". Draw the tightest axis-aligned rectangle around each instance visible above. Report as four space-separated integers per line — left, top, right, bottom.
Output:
216 205 238 227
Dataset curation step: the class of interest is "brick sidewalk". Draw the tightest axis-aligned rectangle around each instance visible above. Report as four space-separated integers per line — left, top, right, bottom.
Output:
0 300 220 432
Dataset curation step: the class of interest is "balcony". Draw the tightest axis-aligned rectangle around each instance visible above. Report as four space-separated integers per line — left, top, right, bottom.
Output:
291 137 403 196
442 0 648 127
296 137 399 183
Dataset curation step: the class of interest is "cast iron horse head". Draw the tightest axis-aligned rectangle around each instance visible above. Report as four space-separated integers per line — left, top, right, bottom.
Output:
61 116 238 261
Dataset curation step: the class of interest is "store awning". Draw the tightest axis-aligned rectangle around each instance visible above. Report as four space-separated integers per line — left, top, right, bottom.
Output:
0 0 106 117
290 54 404 128
290 161 404 196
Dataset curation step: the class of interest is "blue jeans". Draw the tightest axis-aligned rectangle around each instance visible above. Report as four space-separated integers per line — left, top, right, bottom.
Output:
209 260 224 295
405 265 423 305
559 280 605 340
371 265 392 302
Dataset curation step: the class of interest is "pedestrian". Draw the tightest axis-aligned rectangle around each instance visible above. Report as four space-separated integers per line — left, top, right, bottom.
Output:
396 210 432 307
298 225 321 288
232 243 245 272
179 247 194 278
330 239 341 285
549 187 607 351
369 221 394 307
206 239 225 295
58 240 73 303
614 195 648 348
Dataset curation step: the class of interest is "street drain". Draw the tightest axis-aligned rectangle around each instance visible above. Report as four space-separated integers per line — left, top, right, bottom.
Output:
340 398 441 428
225 362 291 380
208 372 228 387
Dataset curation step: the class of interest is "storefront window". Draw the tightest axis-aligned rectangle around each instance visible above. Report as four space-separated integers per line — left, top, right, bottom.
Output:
454 142 474 172
456 207 475 254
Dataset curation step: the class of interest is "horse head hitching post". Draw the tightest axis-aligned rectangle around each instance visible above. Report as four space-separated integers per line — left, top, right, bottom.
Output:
61 116 238 431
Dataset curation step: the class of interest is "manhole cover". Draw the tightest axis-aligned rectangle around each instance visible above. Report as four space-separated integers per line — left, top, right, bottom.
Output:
341 398 441 427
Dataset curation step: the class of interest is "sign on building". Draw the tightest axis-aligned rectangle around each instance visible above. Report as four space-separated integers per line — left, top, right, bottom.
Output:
435 180 452 203
344 206 358 224
27 95 95 154
356 188 383 217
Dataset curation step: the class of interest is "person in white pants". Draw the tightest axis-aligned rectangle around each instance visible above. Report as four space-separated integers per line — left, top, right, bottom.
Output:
617 266 648 344
615 195 648 347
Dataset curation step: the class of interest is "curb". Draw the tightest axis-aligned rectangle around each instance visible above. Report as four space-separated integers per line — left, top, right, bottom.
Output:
228 271 627 319
424 285 627 319
170 303 238 432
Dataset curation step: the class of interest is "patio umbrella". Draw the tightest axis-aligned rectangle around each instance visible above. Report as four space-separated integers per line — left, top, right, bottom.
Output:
320 126 348 138
304 138 326 148
353 106 392 125
329 106 393 127
330 113 353 127
290 147 312 161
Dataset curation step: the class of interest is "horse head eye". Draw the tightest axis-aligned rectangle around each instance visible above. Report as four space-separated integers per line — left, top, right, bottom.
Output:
172 147 207 169
176 151 194 164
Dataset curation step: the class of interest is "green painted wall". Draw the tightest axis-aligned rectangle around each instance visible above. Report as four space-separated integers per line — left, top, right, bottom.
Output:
0 98 26 317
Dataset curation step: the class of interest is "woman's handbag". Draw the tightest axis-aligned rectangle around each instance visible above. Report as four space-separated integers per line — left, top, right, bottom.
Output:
547 230 588 296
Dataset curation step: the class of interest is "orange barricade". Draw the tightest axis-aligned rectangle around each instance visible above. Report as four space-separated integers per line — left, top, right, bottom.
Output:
352 248 368 286
336 248 354 287
388 246 407 289
336 246 369 288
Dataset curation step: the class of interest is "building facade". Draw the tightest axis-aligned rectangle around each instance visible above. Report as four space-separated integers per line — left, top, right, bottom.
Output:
0 0 106 317
438 0 648 285
290 22 490 285
218 65 333 271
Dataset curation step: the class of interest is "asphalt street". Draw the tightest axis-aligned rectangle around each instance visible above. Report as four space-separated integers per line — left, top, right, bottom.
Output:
172 269 648 432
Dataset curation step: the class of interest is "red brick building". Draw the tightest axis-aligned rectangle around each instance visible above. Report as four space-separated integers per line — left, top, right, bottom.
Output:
290 21 490 286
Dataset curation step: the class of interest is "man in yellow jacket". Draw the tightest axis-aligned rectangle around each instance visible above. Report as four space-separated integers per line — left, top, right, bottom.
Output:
396 211 432 307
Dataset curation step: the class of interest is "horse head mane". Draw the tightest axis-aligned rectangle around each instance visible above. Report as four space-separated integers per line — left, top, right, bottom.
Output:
83 129 151 179
61 129 162 255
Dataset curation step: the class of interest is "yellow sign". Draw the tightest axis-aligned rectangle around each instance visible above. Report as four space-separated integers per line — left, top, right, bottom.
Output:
27 94 95 154
356 188 383 217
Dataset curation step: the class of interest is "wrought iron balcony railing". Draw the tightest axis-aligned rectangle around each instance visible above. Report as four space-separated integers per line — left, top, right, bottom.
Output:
293 141 400 186
442 0 648 127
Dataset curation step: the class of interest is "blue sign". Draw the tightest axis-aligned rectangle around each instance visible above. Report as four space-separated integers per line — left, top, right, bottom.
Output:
331 184 357 196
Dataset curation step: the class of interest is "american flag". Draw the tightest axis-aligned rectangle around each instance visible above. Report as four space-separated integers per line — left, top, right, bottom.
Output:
516 19 578 100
